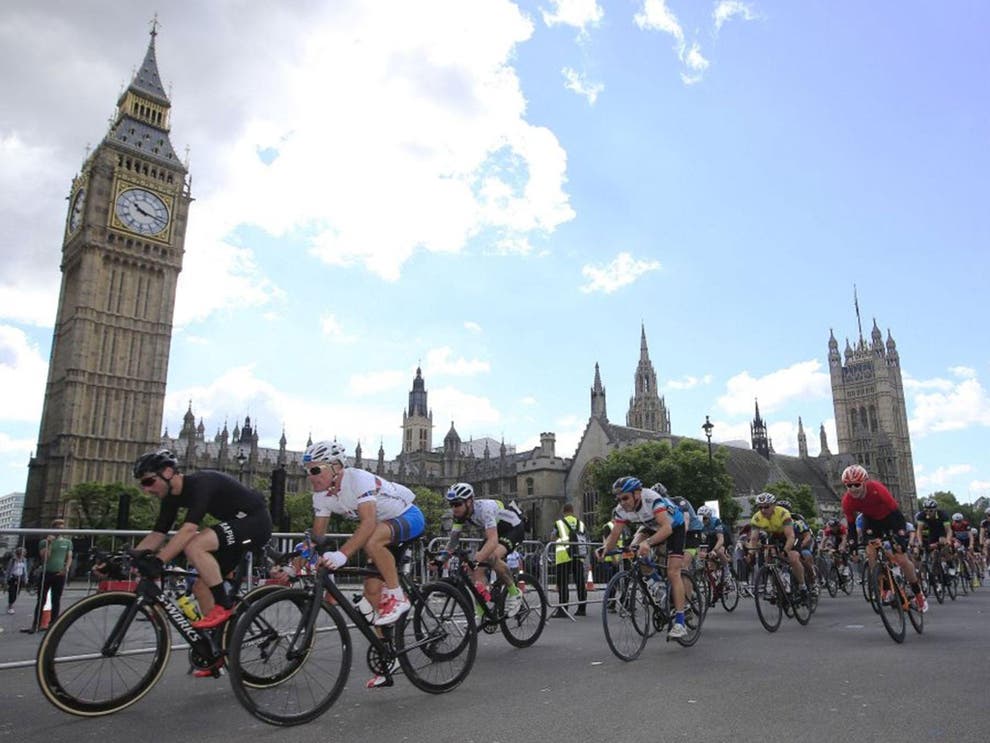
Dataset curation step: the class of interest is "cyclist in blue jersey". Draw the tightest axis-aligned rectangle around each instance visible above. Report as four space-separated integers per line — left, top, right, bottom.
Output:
595 477 689 640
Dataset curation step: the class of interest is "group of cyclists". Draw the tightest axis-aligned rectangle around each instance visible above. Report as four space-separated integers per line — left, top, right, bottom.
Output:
120 447 986 672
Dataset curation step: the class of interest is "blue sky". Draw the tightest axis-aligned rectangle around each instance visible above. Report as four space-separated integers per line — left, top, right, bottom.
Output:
1 1 988 503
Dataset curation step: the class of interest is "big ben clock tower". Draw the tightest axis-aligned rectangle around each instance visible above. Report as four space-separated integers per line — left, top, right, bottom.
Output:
23 23 192 526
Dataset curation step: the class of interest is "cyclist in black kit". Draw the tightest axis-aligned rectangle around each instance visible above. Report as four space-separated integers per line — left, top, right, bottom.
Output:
131 449 273 629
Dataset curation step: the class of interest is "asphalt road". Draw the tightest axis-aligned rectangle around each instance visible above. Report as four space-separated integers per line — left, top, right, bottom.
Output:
2 584 988 742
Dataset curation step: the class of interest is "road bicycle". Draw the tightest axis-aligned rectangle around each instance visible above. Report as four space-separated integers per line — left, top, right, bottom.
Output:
439 547 547 647
36 547 286 717
749 544 812 632
699 551 739 612
226 540 477 726
600 550 704 661
865 537 923 643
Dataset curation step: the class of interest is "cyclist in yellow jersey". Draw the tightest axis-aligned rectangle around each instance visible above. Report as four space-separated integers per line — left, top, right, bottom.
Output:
747 492 811 599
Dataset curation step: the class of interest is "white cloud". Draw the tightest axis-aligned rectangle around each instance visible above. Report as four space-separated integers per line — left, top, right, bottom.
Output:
464 321 482 334
680 42 710 85
349 370 408 397
541 0 604 35
562 67 604 104
579 252 661 294
429 386 501 431
520 396 538 406
425 347 491 376
915 463 974 493
909 369 990 435
717 360 831 416
713 1 758 32
320 313 356 343
666 374 713 390
519 413 585 458
634 0 685 43
0 325 48 423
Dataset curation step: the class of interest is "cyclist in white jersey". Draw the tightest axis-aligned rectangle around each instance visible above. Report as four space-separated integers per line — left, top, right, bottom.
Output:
303 440 425 627
437 482 526 617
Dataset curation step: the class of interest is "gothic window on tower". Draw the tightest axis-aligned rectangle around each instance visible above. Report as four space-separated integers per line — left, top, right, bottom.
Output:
526 477 534 496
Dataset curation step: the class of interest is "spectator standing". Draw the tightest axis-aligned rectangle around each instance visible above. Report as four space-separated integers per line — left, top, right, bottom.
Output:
6 547 28 614
23 518 73 634
552 503 587 617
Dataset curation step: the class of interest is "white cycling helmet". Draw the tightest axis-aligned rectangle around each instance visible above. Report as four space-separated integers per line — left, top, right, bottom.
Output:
952 512 964 522
754 492 776 507
697 505 714 518
445 482 475 502
302 440 346 465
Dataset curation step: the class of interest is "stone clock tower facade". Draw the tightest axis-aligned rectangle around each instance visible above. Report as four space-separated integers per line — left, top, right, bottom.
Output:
23 26 191 526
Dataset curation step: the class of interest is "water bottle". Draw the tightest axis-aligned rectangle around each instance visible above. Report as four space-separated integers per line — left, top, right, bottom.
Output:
474 580 492 606
352 594 376 624
177 593 200 621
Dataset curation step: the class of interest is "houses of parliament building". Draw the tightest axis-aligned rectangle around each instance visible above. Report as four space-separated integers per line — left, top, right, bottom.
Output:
21 26 919 534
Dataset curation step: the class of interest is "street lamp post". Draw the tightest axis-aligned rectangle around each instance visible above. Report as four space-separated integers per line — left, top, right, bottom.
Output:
702 416 714 503
236 449 247 484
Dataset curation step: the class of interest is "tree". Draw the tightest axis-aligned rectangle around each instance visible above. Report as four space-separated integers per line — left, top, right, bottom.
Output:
764 481 818 523
412 487 447 540
586 439 739 533
930 490 982 523
63 482 156 531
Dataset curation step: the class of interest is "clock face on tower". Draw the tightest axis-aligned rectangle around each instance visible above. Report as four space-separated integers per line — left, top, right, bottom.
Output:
68 188 85 232
114 187 171 236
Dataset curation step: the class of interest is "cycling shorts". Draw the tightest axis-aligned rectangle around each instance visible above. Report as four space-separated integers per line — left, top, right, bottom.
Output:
212 509 273 575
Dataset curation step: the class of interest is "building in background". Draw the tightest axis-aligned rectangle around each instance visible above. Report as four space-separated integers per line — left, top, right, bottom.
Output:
23 24 192 526
0 493 26 553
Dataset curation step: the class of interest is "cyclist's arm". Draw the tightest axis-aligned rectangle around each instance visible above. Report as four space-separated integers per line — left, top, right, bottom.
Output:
444 523 464 553
336 501 377 561
783 523 796 553
641 510 672 554
310 515 330 538
596 520 623 559
157 522 200 563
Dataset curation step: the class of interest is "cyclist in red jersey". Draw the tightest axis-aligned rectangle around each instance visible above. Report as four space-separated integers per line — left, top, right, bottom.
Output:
836 464 928 613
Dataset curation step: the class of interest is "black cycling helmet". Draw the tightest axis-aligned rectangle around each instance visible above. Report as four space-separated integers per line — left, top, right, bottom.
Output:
133 449 178 478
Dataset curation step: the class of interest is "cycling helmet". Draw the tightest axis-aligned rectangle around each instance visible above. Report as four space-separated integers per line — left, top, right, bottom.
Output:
777 499 792 511
841 464 868 485
922 498 938 510
697 505 714 518
827 519 839 528
952 512 964 522
445 482 475 502
612 476 642 495
302 440 346 465
650 482 669 496
754 492 776 507
133 449 178 478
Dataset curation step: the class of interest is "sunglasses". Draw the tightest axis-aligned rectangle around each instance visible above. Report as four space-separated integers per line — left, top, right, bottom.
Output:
307 465 327 476
139 476 157 487
759 504 775 509
448 499 466 507
846 483 863 489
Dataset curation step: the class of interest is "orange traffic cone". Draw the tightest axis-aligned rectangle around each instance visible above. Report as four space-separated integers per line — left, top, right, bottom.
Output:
586 568 595 591
40 591 52 629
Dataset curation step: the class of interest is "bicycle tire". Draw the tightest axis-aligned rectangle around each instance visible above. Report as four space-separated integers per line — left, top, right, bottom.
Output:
397 580 477 693
871 564 905 643
37 591 170 717
720 574 740 612
601 571 651 661
946 569 958 600
227 587 351 726
791 583 812 625
675 571 704 647
825 566 839 598
753 565 782 633
497 572 547 648
905 582 924 635
959 563 970 595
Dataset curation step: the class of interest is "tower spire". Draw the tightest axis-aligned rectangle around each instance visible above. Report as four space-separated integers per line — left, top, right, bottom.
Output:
854 285 864 348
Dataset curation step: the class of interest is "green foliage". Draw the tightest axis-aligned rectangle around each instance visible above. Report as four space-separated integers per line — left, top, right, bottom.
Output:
413 487 447 539
63 481 156 531
930 491 982 523
586 439 739 533
763 481 818 520
284 491 313 533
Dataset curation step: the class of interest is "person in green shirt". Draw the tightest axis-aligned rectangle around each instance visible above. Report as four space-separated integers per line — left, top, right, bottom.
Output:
22 517 73 634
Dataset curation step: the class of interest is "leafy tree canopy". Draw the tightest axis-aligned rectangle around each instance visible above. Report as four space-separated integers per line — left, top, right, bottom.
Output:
63 481 156 531
586 439 740 534
763 481 818 522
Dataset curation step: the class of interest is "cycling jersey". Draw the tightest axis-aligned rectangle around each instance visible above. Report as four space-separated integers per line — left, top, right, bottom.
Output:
701 516 731 545
611 488 685 530
153 470 268 533
822 524 847 548
312 468 416 522
914 509 950 542
450 498 522 532
750 505 792 535
841 480 899 525
951 520 972 546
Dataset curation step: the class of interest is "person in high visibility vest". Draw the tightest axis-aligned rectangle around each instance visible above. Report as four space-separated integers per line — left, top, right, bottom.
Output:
600 519 626 582
553 503 587 617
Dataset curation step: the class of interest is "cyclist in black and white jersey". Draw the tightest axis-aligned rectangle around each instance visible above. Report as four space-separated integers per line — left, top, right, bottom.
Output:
437 483 526 617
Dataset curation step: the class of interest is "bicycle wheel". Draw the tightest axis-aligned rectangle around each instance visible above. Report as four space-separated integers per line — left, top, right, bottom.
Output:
839 564 854 595
791 582 812 625
397 580 477 693
753 565 782 633
825 566 839 597
497 572 547 648
675 571 704 647
905 583 924 635
720 573 740 612
871 565 905 643
37 591 170 716
959 563 970 595
946 568 958 600
213 582 287 683
227 588 351 726
601 571 651 661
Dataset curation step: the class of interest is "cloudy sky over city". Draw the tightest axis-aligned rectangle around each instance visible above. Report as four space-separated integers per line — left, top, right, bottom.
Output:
1 0 988 502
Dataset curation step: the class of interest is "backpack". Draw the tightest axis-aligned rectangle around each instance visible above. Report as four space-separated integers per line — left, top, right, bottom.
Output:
568 518 589 559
